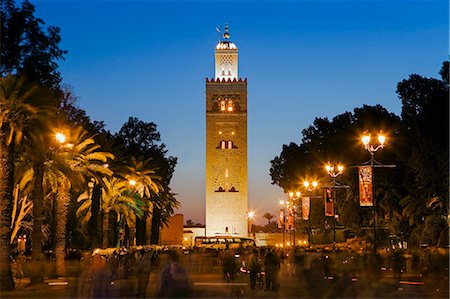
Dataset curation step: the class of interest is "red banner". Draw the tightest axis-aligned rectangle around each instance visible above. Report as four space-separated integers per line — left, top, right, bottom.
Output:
324 188 334 216
302 197 310 220
358 166 373 206
278 208 285 228
287 206 295 229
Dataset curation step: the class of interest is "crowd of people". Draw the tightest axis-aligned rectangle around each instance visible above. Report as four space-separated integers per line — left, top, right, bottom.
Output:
9 244 448 298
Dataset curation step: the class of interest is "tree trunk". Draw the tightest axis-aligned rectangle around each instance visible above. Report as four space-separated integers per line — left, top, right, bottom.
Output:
102 209 110 248
88 183 101 247
30 160 45 284
150 206 161 245
0 132 15 291
55 180 70 277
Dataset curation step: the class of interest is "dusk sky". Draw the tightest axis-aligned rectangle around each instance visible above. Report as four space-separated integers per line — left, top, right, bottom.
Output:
33 0 447 225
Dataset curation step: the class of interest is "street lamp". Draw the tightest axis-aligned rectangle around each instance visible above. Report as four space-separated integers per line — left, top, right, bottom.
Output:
55 132 66 144
361 130 386 252
303 180 318 247
247 211 255 236
288 191 301 247
325 162 344 250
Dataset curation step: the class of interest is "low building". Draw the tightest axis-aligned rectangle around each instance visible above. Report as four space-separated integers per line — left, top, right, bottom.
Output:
160 214 184 246
183 225 206 248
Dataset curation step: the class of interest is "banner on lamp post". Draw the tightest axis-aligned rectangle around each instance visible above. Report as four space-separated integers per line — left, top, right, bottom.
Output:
301 197 310 220
287 206 295 229
278 208 285 228
324 188 334 216
358 166 373 206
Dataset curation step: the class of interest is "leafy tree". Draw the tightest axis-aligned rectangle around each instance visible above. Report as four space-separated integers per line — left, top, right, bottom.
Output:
396 61 449 246
1 0 67 89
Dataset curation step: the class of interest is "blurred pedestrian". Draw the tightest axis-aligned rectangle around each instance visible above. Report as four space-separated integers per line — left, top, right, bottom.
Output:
264 248 280 291
90 254 110 298
248 249 262 290
222 249 237 281
157 250 193 298
136 249 152 298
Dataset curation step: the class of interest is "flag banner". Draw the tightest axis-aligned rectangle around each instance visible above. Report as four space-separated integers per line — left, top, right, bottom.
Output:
287 206 295 228
278 208 285 228
324 188 334 216
358 166 373 206
302 197 310 220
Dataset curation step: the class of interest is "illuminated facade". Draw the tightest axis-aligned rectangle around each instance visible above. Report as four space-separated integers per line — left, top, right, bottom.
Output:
205 25 248 236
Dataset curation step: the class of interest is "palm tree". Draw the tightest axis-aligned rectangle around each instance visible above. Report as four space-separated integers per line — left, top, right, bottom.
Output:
10 166 34 244
78 176 147 248
263 213 274 225
150 184 179 244
125 156 163 244
49 127 113 277
0 75 54 290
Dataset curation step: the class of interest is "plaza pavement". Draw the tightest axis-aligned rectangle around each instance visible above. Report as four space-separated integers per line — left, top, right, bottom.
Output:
1 267 447 298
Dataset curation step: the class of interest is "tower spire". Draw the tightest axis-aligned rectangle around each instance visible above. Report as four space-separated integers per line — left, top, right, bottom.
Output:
223 23 230 40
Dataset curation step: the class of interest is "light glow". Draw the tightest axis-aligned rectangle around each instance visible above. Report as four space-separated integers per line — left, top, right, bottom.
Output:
129 179 136 186
362 134 371 146
55 132 66 144
378 133 386 145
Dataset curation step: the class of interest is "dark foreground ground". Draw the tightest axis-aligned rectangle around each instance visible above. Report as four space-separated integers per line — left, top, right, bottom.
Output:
1 249 448 299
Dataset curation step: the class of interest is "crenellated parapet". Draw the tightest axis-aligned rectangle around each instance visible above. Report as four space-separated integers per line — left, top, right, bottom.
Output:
206 77 247 83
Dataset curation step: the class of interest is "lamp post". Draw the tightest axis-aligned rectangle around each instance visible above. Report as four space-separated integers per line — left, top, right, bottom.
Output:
247 211 255 236
303 180 318 248
288 191 301 247
361 131 386 252
279 200 287 247
325 163 344 250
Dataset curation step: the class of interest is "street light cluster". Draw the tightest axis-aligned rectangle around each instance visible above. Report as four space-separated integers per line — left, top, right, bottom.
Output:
276 130 388 251
362 131 386 154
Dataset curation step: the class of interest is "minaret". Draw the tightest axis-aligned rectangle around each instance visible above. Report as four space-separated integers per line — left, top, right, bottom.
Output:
205 25 248 236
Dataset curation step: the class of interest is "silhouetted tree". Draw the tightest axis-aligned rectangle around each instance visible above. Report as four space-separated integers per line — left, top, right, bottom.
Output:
1 0 67 89
263 213 274 225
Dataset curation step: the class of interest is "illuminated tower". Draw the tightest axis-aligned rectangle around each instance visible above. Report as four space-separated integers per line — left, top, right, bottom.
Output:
205 25 248 237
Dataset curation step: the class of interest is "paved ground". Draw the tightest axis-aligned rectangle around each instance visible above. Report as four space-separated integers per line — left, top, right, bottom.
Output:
1 269 448 298
1 251 448 299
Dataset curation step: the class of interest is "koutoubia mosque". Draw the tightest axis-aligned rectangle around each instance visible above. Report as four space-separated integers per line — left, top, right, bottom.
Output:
205 25 248 237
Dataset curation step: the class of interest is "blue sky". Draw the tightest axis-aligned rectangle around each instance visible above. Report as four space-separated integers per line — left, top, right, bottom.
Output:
33 0 448 225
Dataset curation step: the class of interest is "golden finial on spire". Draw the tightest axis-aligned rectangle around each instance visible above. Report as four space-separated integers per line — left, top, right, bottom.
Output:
223 23 230 40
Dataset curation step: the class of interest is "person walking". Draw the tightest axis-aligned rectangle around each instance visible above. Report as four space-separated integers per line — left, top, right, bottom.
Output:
157 250 193 298
248 249 262 290
222 249 237 281
136 249 152 298
264 249 280 291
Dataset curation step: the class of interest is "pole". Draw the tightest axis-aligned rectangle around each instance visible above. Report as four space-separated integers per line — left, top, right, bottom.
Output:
371 152 377 253
293 207 296 247
308 191 312 248
332 180 336 251
282 207 285 247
